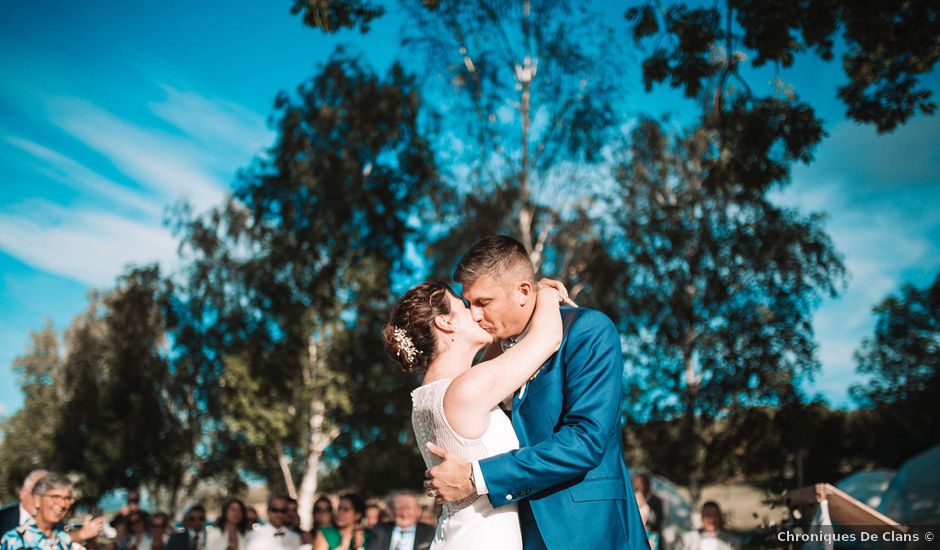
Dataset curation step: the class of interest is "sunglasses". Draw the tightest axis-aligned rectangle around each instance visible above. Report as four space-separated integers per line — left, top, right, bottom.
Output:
268 507 287 514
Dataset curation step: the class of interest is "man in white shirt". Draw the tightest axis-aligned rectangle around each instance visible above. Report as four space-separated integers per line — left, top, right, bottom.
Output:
245 496 301 550
677 501 741 550
0 469 47 536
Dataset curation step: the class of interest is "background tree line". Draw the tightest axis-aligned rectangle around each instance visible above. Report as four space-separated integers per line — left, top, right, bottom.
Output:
1 0 937 516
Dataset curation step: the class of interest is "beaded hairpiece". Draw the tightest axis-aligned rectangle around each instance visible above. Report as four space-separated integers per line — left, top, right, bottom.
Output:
393 327 422 365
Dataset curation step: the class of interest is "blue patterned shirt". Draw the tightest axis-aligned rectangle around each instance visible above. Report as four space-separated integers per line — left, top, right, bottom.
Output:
0 518 80 550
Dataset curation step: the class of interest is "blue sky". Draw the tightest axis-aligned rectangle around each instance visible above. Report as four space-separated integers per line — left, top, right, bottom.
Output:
1 1 938 415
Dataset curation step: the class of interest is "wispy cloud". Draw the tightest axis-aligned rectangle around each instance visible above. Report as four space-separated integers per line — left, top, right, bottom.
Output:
0 85 271 287
150 84 272 161
47 98 228 211
0 200 178 287
5 136 164 217
777 115 940 406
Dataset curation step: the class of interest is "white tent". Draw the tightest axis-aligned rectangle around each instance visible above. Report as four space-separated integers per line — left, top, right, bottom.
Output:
836 468 896 510
877 444 940 525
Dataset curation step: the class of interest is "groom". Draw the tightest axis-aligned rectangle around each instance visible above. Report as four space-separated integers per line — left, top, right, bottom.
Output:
425 235 649 549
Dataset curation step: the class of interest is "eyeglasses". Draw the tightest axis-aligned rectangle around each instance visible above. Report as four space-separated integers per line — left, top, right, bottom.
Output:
268 508 287 514
337 505 353 512
42 494 76 505
151 523 166 529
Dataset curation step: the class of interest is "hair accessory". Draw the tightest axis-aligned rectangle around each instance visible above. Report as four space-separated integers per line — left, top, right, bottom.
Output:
393 327 422 365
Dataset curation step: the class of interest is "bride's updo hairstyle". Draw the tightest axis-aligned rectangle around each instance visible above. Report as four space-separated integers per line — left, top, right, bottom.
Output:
382 281 455 373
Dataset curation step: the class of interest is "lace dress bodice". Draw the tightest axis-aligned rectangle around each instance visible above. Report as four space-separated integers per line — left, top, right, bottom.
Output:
411 379 520 517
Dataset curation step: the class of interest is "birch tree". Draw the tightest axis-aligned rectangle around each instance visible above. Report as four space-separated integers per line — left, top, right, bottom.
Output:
171 51 437 527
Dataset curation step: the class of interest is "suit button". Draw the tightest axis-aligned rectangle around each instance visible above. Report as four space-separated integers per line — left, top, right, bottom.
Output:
505 494 513 501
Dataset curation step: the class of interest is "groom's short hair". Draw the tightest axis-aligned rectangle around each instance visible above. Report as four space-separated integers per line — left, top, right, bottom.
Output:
454 235 535 285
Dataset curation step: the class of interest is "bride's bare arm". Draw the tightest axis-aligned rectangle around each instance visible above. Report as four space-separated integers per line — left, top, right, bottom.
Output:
443 283 564 438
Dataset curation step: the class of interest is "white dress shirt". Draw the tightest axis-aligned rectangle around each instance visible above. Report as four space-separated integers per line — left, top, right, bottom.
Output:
245 523 301 550
18 504 31 526
389 525 416 550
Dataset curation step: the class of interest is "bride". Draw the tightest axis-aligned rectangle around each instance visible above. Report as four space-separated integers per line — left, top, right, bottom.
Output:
382 279 566 549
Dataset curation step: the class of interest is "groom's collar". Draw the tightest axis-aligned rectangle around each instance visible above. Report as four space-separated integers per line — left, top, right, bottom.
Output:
500 316 533 351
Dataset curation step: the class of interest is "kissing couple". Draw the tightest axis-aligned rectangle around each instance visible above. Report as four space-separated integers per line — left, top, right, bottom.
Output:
381 236 649 549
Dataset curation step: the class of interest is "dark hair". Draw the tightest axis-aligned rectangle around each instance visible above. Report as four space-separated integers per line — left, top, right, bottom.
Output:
340 493 366 518
214 498 248 534
127 510 151 534
453 235 535 285
312 496 334 530
151 512 170 528
186 504 206 517
268 494 290 508
382 281 456 372
702 500 724 527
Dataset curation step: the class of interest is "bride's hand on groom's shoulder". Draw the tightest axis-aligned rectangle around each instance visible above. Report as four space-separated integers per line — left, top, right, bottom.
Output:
538 278 577 307
424 442 475 502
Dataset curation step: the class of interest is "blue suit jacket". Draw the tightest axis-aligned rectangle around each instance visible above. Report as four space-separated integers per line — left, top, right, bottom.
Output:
479 307 649 549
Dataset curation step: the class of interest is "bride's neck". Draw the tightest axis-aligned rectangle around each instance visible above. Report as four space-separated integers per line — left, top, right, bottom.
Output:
423 344 479 383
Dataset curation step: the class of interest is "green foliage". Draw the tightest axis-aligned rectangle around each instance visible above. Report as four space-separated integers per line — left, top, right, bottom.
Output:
402 0 624 290
169 49 437 491
626 0 939 132
0 266 182 505
850 272 940 456
289 0 385 33
0 325 62 501
604 118 845 498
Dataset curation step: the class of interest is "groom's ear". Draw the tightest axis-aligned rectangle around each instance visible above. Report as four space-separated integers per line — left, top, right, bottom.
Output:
516 280 534 306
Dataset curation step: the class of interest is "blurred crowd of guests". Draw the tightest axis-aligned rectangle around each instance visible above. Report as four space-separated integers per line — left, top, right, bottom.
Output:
0 468 742 550
0 470 436 550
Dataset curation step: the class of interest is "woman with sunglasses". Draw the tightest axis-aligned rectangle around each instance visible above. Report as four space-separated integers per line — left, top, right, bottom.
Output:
312 494 369 550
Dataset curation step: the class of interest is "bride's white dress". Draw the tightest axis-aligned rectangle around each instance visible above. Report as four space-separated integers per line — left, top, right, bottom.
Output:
412 379 522 550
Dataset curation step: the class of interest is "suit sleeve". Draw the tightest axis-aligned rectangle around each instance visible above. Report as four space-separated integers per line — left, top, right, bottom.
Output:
478 309 623 507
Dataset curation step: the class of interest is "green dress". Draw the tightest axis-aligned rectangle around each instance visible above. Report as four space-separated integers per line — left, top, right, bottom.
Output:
318 526 371 550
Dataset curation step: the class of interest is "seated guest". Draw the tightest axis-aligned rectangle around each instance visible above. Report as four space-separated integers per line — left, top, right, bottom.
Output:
362 502 383 530
632 473 664 543
286 498 302 535
677 501 740 550
313 494 368 550
149 513 171 550
245 496 301 550
0 472 81 549
244 508 259 532
0 469 48 536
206 499 248 550
635 491 659 550
119 510 152 550
365 492 432 550
166 505 207 550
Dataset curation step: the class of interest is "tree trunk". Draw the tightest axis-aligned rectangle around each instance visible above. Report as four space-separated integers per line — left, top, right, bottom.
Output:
682 329 704 506
297 396 339 530
277 444 298 499
297 334 339 531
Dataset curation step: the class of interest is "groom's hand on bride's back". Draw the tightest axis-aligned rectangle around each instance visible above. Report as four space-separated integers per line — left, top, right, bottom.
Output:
424 443 475 502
